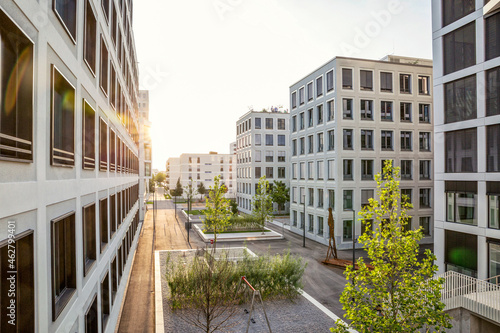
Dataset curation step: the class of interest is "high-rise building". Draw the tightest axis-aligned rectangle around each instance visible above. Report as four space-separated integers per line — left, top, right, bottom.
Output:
236 109 291 214
139 90 152 221
0 1 142 332
432 0 500 280
289 55 434 249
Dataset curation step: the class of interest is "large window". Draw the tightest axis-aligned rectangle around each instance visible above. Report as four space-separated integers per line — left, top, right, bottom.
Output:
85 295 98 333
419 104 431 123
343 129 353 150
327 99 334 121
343 99 353 119
400 103 412 122
342 68 352 89
343 190 353 210
381 131 393 150
381 101 393 121
299 112 304 130
343 159 353 181
308 135 313 154
443 22 476 75
83 100 95 169
420 217 431 236
486 67 500 116
488 182 500 229
51 66 76 166
316 76 323 96
361 189 374 208
445 128 477 173
400 74 411 93
255 117 261 129
489 242 500 279
277 135 285 146
84 0 97 74
317 132 324 152
299 87 305 105
360 100 373 120
265 134 273 146
446 181 477 225
445 75 476 123
361 160 374 180
300 137 305 155
308 188 314 206
265 118 273 129
380 72 392 92
100 198 108 252
83 204 96 275
317 104 324 124
100 118 108 170
328 160 335 180
265 151 273 162
292 116 296 132
278 167 285 178
419 132 431 151
51 212 77 320
418 75 430 95
255 134 261 146
420 160 431 180
266 167 273 179
278 118 285 130
401 160 412 180
361 130 373 150
360 70 373 90
488 124 500 172
445 230 477 277
317 216 324 235
110 194 116 236
400 131 412 151
291 92 297 109
101 0 110 21
308 161 314 179
54 0 77 42
317 160 324 180
420 188 431 208
486 11 500 61
343 220 353 241
101 273 110 329
329 189 335 209
308 109 313 127
100 37 109 95
278 151 285 162
328 130 335 150
307 82 313 101
442 0 475 27
327 70 334 91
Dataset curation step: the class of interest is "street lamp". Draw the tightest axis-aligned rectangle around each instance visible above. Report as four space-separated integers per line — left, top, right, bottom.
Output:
302 194 306 248
186 195 190 244
348 209 356 282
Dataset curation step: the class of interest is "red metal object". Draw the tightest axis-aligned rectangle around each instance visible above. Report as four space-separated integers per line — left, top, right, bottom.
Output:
241 276 255 292
210 239 213 245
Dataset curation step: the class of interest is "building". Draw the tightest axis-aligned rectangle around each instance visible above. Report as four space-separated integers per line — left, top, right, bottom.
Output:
138 90 152 221
0 1 142 332
230 141 237 155
236 109 291 214
432 0 500 280
166 153 236 198
289 55 434 249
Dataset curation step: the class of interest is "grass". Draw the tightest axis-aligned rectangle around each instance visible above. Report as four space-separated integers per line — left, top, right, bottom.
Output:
186 210 206 215
147 201 153 204
202 229 272 234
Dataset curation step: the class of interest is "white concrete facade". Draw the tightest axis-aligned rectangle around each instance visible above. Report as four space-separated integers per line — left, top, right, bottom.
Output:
138 90 152 221
236 110 291 214
432 0 500 280
0 0 143 332
289 55 434 250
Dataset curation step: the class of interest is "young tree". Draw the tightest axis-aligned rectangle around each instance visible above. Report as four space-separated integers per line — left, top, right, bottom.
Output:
197 182 206 201
331 161 451 333
155 172 166 185
229 199 238 216
184 179 197 212
204 176 231 247
171 177 183 197
270 180 289 215
252 176 273 227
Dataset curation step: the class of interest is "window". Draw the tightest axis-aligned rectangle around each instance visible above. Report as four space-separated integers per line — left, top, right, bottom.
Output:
292 116 297 132
380 72 393 92
255 117 261 129
255 167 261 178
360 70 373 90
292 140 297 156
109 130 115 171
360 100 373 120
381 159 394 176
488 124 500 172
343 99 353 119
300 137 305 155
445 230 477 277
419 104 430 123
401 160 412 180
308 109 313 127
361 189 374 208
278 151 285 162
101 273 110 329
317 160 324 179
292 187 297 203
100 37 109 95
420 188 431 208
442 0 475 26
265 151 273 162
85 295 98 333
292 211 297 227
361 130 373 150
445 75 476 123
419 132 431 152
255 150 261 162
291 92 297 109
317 216 324 235
343 129 353 150
83 204 96 275
292 163 297 179
343 220 353 241
328 130 335 151
420 160 431 180
300 212 305 230
488 183 500 229
83 100 95 169
486 11 500 60
487 67 500 116
84 0 97 74
51 66 76 166
328 160 335 180
100 198 108 252
278 118 285 130
308 161 314 179
327 70 334 91
255 134 261 146
445 181 477 225
266 167 273 179
111 2 117 46
54 0 77 42
316 76 323 96
278 135 285 146
110 194 116 236
342 68 352 89
418 76 430 95
299 112 305 130
400 131 412 151
101 0 110 21
317 104 324 124
317 190 324 208
99 118 108 171
419 217 431 236
308 188 314 206
327 100 334 121
399 74 411 94
489 242 500 279
400 103 412 122
300 187 305 204
265 118 273 129
278 167 285 178
265 134 273 146
317 132 324 152
329 190 335 209
381 101 393 121
443 22 476 75
51 212 76 320
307 82 313 101
308 135 314 154
401 189 412 207
343 159 353 180
361 160 373 180
299 87 305 105
381 131 393 150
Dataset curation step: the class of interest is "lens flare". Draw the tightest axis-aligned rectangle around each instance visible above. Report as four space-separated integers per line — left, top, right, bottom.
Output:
5 46 31 116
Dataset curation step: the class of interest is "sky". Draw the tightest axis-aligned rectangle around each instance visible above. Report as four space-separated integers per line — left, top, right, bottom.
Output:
133 0 433 170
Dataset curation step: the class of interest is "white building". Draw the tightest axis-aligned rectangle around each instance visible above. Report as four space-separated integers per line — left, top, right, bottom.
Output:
236 109 291 214
138 90 152 221
432 0 500 280
166 153 236 198
229 141 237 155
289 55 434 249
0 1 142 332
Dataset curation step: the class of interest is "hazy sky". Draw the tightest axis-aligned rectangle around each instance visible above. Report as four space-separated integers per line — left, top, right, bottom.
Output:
133 0 432 170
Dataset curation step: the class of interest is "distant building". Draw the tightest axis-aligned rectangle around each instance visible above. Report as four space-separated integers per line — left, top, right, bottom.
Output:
230 141 237 155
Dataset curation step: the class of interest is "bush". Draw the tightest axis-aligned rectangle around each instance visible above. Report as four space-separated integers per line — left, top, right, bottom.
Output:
203 215 265 233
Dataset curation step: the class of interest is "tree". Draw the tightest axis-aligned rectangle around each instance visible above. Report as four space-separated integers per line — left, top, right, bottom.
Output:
184 179 197 212
204 176 231 247
197 182 206 201
252 176 273 226
155 172 166 185
171 178 183 198
270 180 289 215
331 161 451 333
148 178 155 193
229 199 238 216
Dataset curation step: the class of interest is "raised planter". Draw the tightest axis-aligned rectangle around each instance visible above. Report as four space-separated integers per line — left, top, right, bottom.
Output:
193 224 283 243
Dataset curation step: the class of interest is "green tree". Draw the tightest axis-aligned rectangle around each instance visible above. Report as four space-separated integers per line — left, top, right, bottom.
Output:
229 199 238 216
252 176 273 226
197 182 206 201
148 178 155 193
204 176 231 247
270 180 289 215
155 172 166 185
170 177 183 198
184 179 197 212
331 161 451 333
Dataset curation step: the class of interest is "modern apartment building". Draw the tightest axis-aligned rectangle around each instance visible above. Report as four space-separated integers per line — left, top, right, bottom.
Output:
289 55 434 250
0 1 142 332
236 110 290 214
138 90 152 221
166 153 236 198
432 0 500 280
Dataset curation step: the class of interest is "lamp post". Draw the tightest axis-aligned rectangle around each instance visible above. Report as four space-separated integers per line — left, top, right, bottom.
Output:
302 194 306 248
349 209 356 284
187 195 190 244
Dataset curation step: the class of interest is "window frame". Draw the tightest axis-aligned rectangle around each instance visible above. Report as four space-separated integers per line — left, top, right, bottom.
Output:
53 0 78 44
